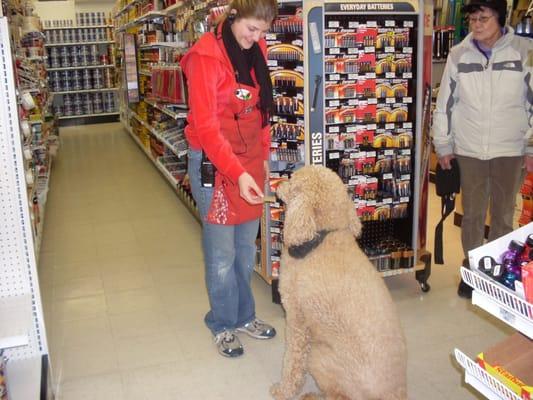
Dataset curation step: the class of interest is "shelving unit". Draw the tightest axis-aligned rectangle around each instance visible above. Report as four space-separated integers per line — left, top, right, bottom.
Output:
0 7 52 398
455 224 533 400
44 23 119 125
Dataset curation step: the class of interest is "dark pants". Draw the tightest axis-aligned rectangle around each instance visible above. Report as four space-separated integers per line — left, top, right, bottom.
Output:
456 155 523 259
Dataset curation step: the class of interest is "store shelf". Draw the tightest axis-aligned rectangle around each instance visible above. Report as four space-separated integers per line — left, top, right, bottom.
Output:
114 0 143 18
5 356 43 400
144 98 188 119
454 349 521 400
380 267 415 277
115 11 166 32
44 25 113 30
130 110 185 157
155 158 179 187
163 1 186 14
139 69 151 76
58 111 120 119
0 295 32 350
139 42 187 50
34 159 52 261
44 40 114 47
51 87 118 95
461 267 533 339
47 64 115 71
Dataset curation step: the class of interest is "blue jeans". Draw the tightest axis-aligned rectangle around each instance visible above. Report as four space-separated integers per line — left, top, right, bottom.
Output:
188 149 258 335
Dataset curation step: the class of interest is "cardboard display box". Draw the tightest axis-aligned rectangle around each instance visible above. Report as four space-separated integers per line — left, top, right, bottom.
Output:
477 332 533 400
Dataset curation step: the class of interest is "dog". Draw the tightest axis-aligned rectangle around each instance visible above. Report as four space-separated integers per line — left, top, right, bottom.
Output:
271 165 407 400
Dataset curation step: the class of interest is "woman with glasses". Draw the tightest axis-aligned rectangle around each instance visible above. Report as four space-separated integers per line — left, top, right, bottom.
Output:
432 0 533 298
181 0 277 357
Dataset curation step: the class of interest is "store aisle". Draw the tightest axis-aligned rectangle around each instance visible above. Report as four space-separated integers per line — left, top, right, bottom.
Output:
38 123 512 400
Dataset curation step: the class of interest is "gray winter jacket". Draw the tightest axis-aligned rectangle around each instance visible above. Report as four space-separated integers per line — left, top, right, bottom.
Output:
432 27 533 159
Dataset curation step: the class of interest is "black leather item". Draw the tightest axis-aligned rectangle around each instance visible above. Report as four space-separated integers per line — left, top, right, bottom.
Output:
200 151 216 188
434 158 461 264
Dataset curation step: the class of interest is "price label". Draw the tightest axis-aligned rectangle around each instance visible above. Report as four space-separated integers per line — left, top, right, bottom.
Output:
384 46 395 53
271 256 280 262
328 152 340 159
384 149 395 155
499 308 516 325
386 72 395 78
403 97 413 103
349 179 358 186
367 98 378 104
349 21 359 28
329 74 341 81
364 46 375 53
348 74 359 80
292 39 303 47
401 174 411 180
400 196 410 203
366 72 376 79
266 33 276 40
329 47 341 55
367 200 377 206
271 142 279 148
329 100 340 107
367 21 377 27
329 21 340 28
385 20 395 27
383 198 393 204
383 173 393 179
367 124 377 130
268 60 278 67
329 126 340 133
348 48 358 54
403 47 413 54
295 65 304 73
386 97 395 104
346 125 357 133
385 123 395 129
348 99 358 106
403 72 413 78
401 149 411 155
271 227 281 233
367 151 376 157
403 122 413 128
296 93 303 100
404 21 414 28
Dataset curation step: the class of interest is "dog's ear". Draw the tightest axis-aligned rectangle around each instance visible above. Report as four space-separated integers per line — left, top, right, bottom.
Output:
276 181 290 203
348 201 362 238
284 192 318 245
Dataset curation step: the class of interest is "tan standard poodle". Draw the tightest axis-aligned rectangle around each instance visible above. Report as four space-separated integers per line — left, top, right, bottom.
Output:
271 165 407 400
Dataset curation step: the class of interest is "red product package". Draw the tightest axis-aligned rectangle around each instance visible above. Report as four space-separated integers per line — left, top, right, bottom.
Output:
522 262 533 304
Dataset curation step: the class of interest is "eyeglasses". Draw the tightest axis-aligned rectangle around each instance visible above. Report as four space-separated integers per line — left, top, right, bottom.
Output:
467 14 494 24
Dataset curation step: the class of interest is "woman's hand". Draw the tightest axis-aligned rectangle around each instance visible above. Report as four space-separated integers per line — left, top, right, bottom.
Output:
238 172 264 205
438 154 455 170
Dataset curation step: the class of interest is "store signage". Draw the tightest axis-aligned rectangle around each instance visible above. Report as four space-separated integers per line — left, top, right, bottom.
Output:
325 2 416 13
310 131 324 165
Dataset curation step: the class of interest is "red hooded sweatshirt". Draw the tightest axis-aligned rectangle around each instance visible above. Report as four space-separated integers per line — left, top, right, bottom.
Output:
180 25 270 185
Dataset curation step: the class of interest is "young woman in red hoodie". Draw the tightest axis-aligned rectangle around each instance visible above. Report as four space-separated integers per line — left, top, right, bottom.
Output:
181 0 278 357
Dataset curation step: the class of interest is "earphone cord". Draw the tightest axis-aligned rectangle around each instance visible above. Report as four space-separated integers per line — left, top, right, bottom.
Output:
233 70 250 155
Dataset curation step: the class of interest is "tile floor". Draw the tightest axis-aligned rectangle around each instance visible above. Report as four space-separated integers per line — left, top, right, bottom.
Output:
37 123 516 399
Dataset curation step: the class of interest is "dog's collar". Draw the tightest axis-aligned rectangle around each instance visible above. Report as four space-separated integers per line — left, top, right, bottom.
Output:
288 230 332 259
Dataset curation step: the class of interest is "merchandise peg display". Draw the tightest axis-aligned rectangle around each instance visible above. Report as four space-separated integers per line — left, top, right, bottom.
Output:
261 0 432 292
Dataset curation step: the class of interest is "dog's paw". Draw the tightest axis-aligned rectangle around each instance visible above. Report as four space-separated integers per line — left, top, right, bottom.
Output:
270 383 288 400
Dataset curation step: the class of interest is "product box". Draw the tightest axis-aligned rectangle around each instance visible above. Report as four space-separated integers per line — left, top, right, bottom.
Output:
476 332 533 400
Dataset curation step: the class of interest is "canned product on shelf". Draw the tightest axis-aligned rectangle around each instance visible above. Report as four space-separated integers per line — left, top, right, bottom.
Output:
93 93 103 114
73 93 83 115
82 69 92 90
49 47 60 68
72 70 82 91
103 68 113 88
90 45 98 65
70 46 80 67
63 94 74 116
83 93 93 115
61 71 71 91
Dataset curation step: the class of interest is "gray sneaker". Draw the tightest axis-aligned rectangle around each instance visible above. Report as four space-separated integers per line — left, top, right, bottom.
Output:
214 330 243 358
236 319 276 339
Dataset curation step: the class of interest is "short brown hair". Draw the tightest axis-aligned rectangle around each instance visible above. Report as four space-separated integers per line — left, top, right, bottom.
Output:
228 0 278 24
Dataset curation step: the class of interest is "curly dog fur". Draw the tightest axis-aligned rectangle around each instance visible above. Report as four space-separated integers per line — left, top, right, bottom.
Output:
271 166 407 400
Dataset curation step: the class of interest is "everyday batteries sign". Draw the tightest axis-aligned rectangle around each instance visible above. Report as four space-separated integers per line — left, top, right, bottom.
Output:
325 2 418 13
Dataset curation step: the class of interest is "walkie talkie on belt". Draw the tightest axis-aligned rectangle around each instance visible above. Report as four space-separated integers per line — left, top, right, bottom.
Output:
201 151 216 188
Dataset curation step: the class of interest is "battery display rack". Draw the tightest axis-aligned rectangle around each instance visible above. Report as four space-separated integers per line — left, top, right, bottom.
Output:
303 0 431 292
263 2 304 282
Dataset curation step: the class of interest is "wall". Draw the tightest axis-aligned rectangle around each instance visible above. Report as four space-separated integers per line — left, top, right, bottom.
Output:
32 0 115 24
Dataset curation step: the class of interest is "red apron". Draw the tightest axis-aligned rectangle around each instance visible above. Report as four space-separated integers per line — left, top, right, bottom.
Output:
206 81 265 225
